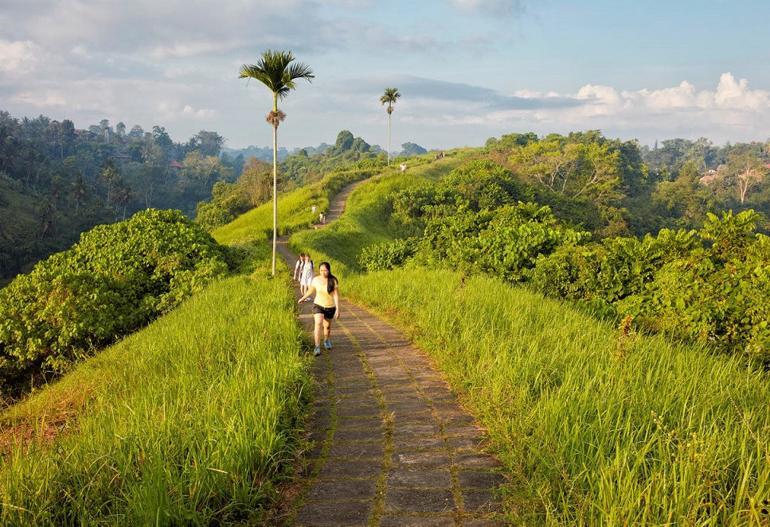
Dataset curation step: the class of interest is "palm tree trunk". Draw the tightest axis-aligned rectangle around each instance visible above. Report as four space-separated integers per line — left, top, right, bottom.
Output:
387 111 392 166
271 96 278 276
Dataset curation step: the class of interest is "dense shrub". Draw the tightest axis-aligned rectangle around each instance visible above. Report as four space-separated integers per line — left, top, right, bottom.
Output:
530 228 698 303
358 238 418 272
419 202 589 282
391 159 604 237
531 210 770 361
0 209 229 387
625 211 770 360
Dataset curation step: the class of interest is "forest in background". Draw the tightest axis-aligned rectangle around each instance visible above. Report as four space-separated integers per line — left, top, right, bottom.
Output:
0 111 234 283
0 110 429 284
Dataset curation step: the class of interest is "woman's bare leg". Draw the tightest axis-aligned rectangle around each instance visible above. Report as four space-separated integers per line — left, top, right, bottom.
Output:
323 319 332 342
313 314 324 348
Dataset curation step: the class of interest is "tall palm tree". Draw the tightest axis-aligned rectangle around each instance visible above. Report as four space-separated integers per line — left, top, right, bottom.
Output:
239 50 314 276
380 88 401 165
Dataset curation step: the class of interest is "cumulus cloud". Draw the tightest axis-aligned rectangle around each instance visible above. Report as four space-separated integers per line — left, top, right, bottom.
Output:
11 90 67 107
480 72 770 144
1 0 769 149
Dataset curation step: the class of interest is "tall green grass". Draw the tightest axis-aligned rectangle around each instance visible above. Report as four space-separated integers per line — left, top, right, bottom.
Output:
345 267 770 525
0 272 308 525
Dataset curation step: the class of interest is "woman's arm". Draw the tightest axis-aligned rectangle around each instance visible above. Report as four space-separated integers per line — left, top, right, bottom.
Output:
298 284 315 303
333 288 340 319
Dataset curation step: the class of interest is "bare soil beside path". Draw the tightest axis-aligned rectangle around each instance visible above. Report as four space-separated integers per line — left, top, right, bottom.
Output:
276 181 507 526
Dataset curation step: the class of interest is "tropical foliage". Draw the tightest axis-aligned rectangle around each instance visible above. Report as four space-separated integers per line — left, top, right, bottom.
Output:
0 110 234 283
0 209 229 393
0 274 307 525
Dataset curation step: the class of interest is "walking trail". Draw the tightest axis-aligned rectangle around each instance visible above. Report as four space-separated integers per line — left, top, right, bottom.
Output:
277 181 506 527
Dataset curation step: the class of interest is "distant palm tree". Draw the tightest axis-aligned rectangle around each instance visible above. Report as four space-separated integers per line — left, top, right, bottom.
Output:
380 88 401 165
240 50 314 276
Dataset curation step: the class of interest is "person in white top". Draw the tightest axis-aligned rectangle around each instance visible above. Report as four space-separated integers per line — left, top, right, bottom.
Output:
299 253 314 300
293 253 306 282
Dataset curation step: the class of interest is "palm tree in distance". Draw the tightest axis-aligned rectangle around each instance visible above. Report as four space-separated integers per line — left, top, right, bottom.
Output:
380 88 401 165
239 50 314 276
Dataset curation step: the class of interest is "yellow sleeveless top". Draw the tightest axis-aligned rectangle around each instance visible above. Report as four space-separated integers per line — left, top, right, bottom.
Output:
311 276 336 308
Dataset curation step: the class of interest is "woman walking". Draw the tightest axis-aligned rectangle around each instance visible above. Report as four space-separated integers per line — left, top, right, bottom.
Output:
293 253 306 282
298 262 340 356
299 253 314 299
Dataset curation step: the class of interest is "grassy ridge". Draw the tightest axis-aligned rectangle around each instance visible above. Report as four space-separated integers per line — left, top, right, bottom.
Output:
0 271 308 525
346 268 770 524
290 154 465 274
212 167 375 246
290 157 770 524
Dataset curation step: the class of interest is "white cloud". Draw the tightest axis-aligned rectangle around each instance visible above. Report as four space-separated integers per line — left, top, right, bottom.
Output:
182 104 217 118
481 72 770 144
0 39 40 75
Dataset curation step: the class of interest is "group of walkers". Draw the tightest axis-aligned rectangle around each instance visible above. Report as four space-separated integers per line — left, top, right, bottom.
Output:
294 253 340 357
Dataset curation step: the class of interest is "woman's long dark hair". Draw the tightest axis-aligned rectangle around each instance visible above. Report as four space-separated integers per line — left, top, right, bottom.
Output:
320 262 338 293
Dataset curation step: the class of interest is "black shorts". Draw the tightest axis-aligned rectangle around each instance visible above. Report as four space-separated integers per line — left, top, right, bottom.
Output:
312 304 336 320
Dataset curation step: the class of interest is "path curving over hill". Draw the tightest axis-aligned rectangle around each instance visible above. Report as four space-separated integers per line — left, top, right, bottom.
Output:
277 181 506 526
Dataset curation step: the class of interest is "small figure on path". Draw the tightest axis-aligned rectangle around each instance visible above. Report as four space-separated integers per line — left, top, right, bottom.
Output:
399 162 407 172
299 253 314 300
311 204 317 214
298 262 340 356
319 212 326 224
293 252 305 282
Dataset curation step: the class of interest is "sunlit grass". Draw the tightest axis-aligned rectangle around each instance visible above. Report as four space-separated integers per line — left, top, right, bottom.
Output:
289 154 770 525
290 153 465 274
212 167 374 246
0 271 308 525
346 268 770 525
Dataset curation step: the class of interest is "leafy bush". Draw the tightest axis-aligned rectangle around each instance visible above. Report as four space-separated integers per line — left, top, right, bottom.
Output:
391 159 604 237
0 209 229 388
419 202 589 282
531 228 698 303
358 238 418 272
532 210 770 361
625 211 770 360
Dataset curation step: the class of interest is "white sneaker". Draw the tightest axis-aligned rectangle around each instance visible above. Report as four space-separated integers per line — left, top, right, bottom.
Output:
313 347 321 356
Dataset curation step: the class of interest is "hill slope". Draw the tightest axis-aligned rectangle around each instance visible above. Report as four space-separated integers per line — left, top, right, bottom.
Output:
287 155 770 524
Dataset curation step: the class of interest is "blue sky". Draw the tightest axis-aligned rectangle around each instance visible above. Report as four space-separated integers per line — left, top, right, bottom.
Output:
2 0 769 150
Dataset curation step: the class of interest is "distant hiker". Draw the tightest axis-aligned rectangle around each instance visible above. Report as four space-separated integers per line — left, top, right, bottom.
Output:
299 253 314 299
399 162 407 172
297 261 340 356
435 151 445 160
311 204 317 214
293 252 306 282
319 212 326 224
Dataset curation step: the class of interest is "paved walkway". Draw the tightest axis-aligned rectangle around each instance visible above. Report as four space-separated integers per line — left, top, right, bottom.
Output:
277 182 506 526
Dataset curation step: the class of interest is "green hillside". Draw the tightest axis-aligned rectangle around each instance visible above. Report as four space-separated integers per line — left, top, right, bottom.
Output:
3 138 769 525
0 272 308 525
287 155 770 524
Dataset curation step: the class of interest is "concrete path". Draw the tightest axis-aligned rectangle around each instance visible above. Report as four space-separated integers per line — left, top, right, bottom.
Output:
278 181 506 526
